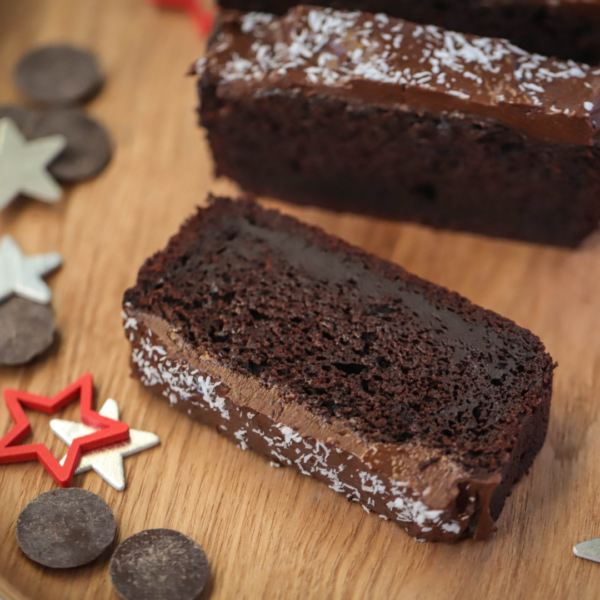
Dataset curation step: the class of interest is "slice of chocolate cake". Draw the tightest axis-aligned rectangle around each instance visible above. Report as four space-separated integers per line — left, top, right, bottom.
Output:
216 0 600 65
197 7 600 247
123 196 554 542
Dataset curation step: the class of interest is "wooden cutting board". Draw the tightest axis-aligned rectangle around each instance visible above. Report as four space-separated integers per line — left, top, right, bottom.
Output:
1 0 600 598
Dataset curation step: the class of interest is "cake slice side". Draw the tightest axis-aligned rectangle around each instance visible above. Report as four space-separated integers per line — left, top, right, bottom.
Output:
123 196 554 541
198 8 600 246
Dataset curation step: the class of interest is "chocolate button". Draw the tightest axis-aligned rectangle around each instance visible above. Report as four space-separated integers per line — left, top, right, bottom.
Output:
110 529 210 600
16 488 116 569
32 109 112 182
0 105 39 138
15 45 103 106
0 297 56 366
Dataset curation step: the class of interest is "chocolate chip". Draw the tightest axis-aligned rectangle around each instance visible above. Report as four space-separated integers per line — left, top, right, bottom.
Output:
0 297 56 366
110 529 210 600
16 488 116 569
32 109 112 182
15 45 104 106
0 105 40 138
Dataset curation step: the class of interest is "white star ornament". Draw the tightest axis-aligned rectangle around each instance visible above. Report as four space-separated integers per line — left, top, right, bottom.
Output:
0 235 62 304
50 399 160 491
0 117 66 210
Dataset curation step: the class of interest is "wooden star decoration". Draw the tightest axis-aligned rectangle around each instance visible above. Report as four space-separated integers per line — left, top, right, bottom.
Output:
51 399 160 491
0 374 130 487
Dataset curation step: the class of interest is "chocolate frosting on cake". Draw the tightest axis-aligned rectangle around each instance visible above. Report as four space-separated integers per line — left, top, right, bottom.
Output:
198 6 600 145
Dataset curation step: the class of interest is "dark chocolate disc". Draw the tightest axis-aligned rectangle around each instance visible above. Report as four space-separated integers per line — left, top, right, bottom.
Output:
32 109 112 182
16 488 116 569
14 45 103 106
110 529 210 600
0 297 56 366
0 105 40 138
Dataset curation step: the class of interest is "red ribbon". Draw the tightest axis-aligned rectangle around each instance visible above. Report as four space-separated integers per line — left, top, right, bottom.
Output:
148 0 215 36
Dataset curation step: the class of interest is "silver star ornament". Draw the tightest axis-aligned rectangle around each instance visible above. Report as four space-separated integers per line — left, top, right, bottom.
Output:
50 399 160 491
574 538 600 564
0 235 62 305
0 117 66 210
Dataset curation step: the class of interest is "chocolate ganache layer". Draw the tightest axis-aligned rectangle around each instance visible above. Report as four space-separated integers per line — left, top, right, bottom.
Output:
123 196 554 542
216 0 600 65
198 7 600 246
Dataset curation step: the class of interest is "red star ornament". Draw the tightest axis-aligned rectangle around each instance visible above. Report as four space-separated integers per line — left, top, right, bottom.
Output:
0 374 130 487
148 0 215 37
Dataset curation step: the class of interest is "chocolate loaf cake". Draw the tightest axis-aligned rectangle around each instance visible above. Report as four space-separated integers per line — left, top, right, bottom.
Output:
197 8 600 247
123 196 554 542
217 0 600 64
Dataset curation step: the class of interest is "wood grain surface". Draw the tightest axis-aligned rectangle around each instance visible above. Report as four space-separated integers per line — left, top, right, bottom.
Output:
1 1 600 598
